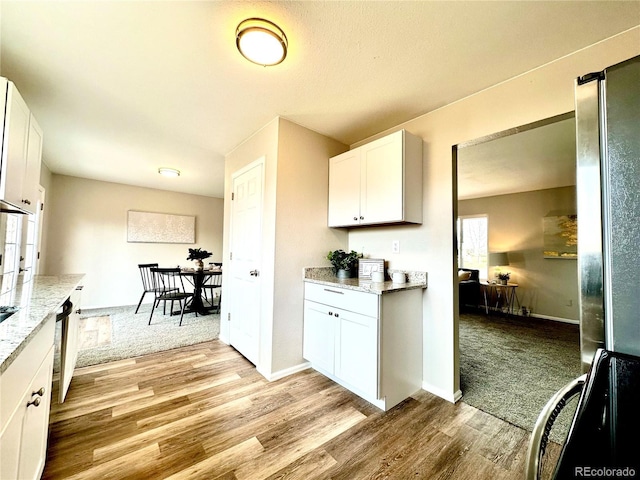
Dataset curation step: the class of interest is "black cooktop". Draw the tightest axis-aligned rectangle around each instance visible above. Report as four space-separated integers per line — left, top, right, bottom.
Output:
554 349 640 479
0 305 19 323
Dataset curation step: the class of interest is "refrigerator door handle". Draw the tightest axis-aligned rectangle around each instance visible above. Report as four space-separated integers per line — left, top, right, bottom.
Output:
575 75 607 373
525 374 588 480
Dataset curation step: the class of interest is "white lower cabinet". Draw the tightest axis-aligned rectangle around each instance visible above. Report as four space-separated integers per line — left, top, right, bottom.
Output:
303 282 422 410
335 308 378 399
0 315 55 480
302 300 336 374
17 346 53 480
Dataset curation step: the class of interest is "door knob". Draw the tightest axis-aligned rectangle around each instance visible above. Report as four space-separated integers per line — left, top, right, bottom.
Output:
249 270 260 277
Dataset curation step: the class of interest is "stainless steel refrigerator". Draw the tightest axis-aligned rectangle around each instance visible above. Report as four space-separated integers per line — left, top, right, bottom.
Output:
526 55 640 479
576 54 640 371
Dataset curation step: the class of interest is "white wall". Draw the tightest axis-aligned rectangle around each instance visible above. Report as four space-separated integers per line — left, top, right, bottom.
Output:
45 174 223 308
459 186 579 321
273 119 349 373
348 28 639 401
221 117 348 377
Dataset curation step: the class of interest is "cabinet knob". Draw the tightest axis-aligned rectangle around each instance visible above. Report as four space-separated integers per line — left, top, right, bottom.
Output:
32 387 45 397
360 216 364 220
249 270 260 277
335 313 340 318
353 216 358 221
329 311 333 316
27 397 41 408
22 199 31 205
75 309 82 315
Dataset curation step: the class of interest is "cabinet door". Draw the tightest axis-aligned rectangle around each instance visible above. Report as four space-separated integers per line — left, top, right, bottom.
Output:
303 300 336 374
59 286 82 403
1 82 30 209
328 149 361 227
21 115 42 214
0 400 24 480
18 345 54 480
360 130 403 224
335 308 378 399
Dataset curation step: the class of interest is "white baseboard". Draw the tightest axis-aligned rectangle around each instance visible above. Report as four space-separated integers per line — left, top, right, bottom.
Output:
422 381 462 404
530 313 579 325
258 361 311 382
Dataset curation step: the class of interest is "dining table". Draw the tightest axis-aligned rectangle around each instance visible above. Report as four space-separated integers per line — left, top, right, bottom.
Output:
179 268 222 315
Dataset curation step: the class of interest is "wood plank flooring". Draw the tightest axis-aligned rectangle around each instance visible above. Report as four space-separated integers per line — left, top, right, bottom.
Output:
43 340 546 479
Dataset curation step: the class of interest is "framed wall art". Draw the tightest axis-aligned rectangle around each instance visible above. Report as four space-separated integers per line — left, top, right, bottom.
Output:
127 211 195 244
543 214 577 259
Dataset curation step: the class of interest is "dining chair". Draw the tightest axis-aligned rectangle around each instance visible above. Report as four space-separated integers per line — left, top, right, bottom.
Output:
136 263 175 314
202 263 222 313
149 268 195 326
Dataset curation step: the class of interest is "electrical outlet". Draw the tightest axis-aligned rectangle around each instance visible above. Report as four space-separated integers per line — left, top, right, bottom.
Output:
392 240 400 254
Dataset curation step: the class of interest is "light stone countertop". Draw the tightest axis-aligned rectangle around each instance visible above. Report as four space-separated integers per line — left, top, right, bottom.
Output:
0 274 85 373
303 267 427 295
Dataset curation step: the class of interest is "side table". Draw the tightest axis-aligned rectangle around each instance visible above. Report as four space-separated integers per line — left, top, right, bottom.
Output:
480 282 519 315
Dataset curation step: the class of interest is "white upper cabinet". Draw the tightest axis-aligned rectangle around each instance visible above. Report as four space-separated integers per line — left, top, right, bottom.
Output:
327 149 360 227
328 129 423 227
0 79 42 214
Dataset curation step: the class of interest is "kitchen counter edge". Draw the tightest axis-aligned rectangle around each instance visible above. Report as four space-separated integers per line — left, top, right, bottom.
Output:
0 274 85 374
303 267 427 295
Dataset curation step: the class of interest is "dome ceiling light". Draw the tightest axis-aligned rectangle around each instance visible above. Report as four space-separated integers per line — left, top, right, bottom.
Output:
158 167 180 177
236 18 288 66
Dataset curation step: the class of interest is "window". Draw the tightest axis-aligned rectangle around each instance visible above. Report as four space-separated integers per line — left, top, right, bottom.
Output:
457 215 488 279
1 214 23 302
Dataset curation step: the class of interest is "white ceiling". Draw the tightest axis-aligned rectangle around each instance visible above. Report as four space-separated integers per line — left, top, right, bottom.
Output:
1 1 638 198
457 116 577 200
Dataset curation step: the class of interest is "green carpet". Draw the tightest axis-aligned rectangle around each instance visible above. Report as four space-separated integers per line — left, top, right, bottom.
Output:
54 304 220 370
459 311 581 443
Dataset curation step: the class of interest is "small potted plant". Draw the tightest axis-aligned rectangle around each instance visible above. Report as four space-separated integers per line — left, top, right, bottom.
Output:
497 272 511 285
187 247 212 271
327 249 363 279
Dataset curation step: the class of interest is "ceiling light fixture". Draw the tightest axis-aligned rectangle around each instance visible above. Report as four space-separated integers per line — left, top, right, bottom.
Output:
158 167 180 177
236 18 288 66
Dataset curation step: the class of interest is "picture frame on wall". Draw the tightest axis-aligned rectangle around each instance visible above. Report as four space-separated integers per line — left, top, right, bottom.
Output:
358 258 385 279
127 211 196 244
543 214 577 259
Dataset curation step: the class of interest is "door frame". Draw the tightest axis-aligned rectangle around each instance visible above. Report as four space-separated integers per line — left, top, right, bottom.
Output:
34 186 45 274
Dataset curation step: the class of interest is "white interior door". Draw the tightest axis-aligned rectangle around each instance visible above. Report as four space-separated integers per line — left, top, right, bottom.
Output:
229 159 263 365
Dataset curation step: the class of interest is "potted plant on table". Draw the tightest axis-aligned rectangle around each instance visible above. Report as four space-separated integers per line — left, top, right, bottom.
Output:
497 272 511 285
327 249 363 279
187 247 212 271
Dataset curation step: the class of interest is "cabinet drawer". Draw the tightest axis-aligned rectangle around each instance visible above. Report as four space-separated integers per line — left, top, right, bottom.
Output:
0 315 55 432
304 282 378 318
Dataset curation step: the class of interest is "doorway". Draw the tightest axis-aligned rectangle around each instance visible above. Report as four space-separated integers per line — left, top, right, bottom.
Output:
454 112 582 437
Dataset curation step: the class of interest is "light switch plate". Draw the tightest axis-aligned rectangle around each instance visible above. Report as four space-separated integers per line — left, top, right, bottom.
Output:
392 240 400 254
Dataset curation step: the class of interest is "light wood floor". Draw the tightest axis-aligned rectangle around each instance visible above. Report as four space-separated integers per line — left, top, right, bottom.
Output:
43 340 549 480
